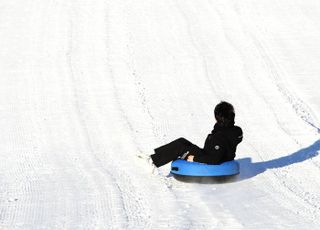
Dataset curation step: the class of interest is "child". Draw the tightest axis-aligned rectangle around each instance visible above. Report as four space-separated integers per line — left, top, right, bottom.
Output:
149 101 243 169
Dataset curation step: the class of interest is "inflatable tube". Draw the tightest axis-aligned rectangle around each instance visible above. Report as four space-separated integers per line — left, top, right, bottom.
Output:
170 159 240 177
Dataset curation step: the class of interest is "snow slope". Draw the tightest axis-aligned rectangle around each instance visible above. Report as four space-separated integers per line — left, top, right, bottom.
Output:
0 0 319 229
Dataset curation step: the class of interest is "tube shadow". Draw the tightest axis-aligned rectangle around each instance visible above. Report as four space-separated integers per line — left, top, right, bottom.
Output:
237 139 320 181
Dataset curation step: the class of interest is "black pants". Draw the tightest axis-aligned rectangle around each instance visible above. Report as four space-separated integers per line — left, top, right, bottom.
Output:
151 137 203 167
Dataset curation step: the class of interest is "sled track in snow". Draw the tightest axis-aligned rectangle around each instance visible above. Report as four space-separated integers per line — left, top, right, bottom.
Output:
240 11 320 222
237 7 320 221
249 32 320 134
66 7 130 229
173 0 221 101
67 2 159 228
101 1 193 228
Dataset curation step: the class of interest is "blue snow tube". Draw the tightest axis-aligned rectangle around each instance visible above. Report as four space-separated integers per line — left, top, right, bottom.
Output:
170 159 240 177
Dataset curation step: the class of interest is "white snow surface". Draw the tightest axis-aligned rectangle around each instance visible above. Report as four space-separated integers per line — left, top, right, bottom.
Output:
0 0 320 229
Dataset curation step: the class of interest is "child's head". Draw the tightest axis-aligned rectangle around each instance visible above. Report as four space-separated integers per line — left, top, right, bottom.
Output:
214 101 235 126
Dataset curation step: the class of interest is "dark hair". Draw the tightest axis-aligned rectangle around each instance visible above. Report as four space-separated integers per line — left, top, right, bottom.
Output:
214 101 235 126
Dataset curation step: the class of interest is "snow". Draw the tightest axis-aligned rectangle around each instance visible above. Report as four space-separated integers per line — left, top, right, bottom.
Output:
0 0 319 229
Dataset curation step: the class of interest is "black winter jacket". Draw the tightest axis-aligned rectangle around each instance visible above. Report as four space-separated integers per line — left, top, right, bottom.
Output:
193 123 243 164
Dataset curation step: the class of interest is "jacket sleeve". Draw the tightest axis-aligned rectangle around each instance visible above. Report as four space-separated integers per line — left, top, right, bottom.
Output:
193 133 227 164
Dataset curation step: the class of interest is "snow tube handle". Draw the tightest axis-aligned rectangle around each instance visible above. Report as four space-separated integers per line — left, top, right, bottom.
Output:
171 166 179 172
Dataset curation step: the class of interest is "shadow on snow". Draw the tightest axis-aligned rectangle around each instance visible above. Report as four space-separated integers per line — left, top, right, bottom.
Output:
237 139 320 181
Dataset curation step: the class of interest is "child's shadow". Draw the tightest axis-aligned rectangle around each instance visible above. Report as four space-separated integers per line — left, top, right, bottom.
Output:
237 139 320 181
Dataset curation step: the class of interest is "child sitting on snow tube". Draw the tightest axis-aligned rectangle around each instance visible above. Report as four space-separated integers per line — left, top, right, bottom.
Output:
149 101 243 169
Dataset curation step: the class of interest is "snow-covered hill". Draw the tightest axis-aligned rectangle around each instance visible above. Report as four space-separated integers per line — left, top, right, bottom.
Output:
0 0 319 229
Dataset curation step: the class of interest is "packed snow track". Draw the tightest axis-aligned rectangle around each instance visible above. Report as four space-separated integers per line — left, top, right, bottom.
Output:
0 0 319 229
